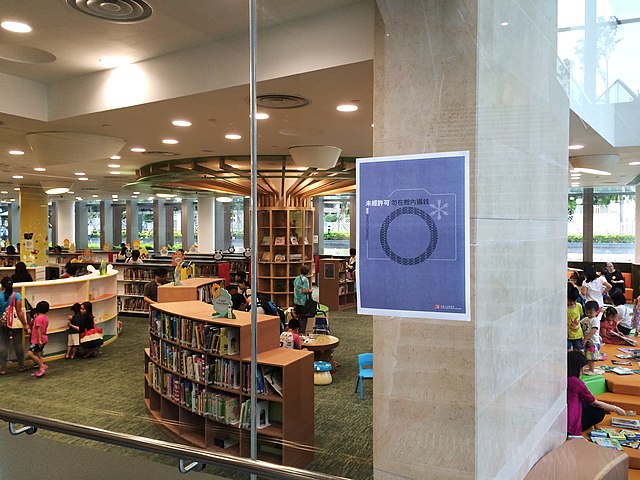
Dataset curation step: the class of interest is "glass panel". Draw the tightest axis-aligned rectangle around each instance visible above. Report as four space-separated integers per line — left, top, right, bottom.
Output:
173 203 181 249
138 202 154 251
87 203 100 249
592 186 635 262
568 191 584 261
230 196 245 249
322 195 352 256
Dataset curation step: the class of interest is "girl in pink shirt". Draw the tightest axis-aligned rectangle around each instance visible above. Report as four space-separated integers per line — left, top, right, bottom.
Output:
567 351 625 435
28 301 50 378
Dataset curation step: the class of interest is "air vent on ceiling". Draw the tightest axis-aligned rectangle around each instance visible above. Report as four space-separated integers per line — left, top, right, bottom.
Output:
143 151 178 157
66 0 152 22
257 94 310 109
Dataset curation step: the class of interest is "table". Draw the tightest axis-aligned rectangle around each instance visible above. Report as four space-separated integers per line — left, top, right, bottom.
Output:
302 334 340 371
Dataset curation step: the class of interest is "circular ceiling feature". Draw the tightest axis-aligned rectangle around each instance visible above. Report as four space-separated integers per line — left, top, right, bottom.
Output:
142 151 178 156
0 44 56 64
257 94 310 109
65 0 152 22
279 127 325 137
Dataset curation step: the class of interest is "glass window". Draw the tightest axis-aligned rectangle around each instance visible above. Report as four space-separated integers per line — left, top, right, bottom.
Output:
230 196 245 249
87 203 100 248
592 186 635 262
138 202 153 250
568 192 584 261
172 203 182 249
321 194 352 256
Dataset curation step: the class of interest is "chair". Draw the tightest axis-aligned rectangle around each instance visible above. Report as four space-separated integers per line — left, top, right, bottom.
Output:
355 353 373 400
312 313 330 335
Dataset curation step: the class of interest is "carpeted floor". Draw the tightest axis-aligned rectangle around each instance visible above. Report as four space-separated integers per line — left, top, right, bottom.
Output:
0 306 373 479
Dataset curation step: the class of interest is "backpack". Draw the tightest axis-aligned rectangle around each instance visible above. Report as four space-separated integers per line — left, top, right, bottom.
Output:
279 331 295 349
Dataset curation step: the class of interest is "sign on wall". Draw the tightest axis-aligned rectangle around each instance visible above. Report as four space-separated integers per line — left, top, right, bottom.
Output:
356 151 470 320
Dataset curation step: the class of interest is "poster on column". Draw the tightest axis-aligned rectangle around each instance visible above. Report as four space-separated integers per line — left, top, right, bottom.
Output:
356 151 470 320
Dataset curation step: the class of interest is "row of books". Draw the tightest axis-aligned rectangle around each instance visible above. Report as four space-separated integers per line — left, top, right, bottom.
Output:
123 283 146 295
179 319 240 356
121 297 149 312
242 364 283 397
123 268 156 281
180 351 207 383
197 283 221 303
210 358 241 390
261 236 310 246
239 399 270 429
161 342 179 372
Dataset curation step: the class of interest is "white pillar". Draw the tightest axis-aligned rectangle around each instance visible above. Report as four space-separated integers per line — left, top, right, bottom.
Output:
198 197 215 253
56 200 75 246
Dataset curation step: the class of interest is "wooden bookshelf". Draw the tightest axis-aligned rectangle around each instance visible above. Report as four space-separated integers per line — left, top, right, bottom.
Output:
144 300 314 468
318 258 355 310
157 277 225 303
257 207 314 307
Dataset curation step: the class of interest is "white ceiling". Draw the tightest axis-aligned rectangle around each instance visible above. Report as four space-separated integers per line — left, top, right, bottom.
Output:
0 0 636 202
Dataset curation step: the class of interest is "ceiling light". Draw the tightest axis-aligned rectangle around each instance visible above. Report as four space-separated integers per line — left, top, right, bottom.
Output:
156 193 176 198
216 196 233 203
133 191 140 194
99 56 131 68
44 187 68 194
74 172 85 176
629 161 640 166
570 154 618 176
76 197 83 200
131 195 137 198
249 112 269 120
9 199 14 202
568 144 584 150
148 196 155 201
571 182 580 187
8 150 24 155
172 120 191 127
110 171 121 175
78 177 88 181
1 21 31 33
13 188 20 191
570 174 581 179
33 167 46 172
130 147 146 153
92 195 98 198
112 194 118 198
12 175 23 179
572 168 612 176
0 191 6 194
289 145 342 169
110 155 121 160
500 21 509 26
68 191 74 194
107 164 120 168
162 139 178 145
225 134 241 140
336 104 358 112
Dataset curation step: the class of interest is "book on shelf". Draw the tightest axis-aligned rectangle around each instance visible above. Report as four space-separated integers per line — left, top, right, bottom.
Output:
262 366 283 397
290 236 299 245
274 236 286 246
273 254 286 262
303 237 310 245
261 236 271 246
289 253 302 261
261 251 271 262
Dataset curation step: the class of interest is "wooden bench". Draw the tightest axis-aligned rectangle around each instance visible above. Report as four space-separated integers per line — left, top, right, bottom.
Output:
524 439 627 480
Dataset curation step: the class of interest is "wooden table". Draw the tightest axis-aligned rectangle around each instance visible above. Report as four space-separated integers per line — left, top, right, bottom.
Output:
302 334 340 371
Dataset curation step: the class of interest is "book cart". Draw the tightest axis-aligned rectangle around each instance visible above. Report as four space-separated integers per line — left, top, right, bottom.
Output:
11 272 118 359
144 300 314 467
318 258 356 310
256 207 314 308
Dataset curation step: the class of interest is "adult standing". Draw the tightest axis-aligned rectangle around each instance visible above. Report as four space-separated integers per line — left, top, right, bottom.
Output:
603 261 625 297
581 266 611 309
0 277 30 374
293 265 313 333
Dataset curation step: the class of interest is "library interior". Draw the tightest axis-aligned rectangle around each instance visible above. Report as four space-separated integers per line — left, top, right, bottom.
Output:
2 1 640 479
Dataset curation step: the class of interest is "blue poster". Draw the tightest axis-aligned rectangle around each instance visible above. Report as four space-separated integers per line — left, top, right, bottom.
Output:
356 152 470 320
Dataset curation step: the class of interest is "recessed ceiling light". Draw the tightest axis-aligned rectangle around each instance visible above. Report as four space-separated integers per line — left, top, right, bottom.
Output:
131 195 137 198
68 191 74 194
107 164 120 168
78 177 88 181
92 195 98 198
225 134 241 140
131 147 146 153
8 150 24 155
148 196 155 201
1 21 31 33
568 144 584 150
162 139 178 145
74 172 85 176
249 112 269 120
0 191 7 194
109 171 121 175
133 191 140 194
571 183 580 187
500 21 509 26
570 174 581 179
336 104 358 112
76 197 83 200
172 120 191 127
216 196 233 203
572 167 611 175
112 194 118 198
110 155 121 160
99 56 131 68
629 161 640 166
156 193 176 198
13 188 20 191
9 198 14 201
33 167 46 172
12 175 23 179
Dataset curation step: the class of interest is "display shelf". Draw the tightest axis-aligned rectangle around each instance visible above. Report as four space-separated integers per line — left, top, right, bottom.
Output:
318 258 356 310
144 300 313 468
157 277 225 303
257 207 314 307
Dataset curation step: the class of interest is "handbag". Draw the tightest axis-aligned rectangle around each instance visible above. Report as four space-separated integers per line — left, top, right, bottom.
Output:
302 292 318 318
1 293 19 328
80 322 104 347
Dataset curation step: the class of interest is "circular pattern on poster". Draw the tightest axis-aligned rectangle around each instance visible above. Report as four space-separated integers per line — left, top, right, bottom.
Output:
379 206 438 266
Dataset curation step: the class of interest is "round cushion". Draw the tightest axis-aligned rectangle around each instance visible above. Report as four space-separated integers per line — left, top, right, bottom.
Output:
314 361 332 372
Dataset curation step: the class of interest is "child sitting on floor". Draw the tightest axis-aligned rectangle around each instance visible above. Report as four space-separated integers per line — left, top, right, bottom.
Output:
600 306 636 346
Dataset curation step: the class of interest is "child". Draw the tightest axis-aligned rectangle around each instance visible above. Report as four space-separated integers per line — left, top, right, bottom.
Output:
567 284 583 352
567 350 625 435
600 306 636 346
65 302 82 359
28 301 49 378
279 318 301 349
581 300 601 375
612 290 633 335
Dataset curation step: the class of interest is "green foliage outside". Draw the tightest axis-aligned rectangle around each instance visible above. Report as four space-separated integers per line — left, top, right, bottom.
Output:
568 234 635 243
324 231 349 240
324 213 338 223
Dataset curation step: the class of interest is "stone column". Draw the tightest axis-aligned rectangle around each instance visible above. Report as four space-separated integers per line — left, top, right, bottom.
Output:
55 200 75 246
100 201 113 248
181 199 195 250
8 202 19 246
372 2 568 479
198 197 215 253
112 203 124 246
153 199 167 251
19 187 48 266
165 202 175 247
314 196 324 255
74 201 88 249
126 200 139 246
214 200 230 250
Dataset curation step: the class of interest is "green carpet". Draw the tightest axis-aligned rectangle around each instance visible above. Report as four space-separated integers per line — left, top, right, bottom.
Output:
0 307 373 479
